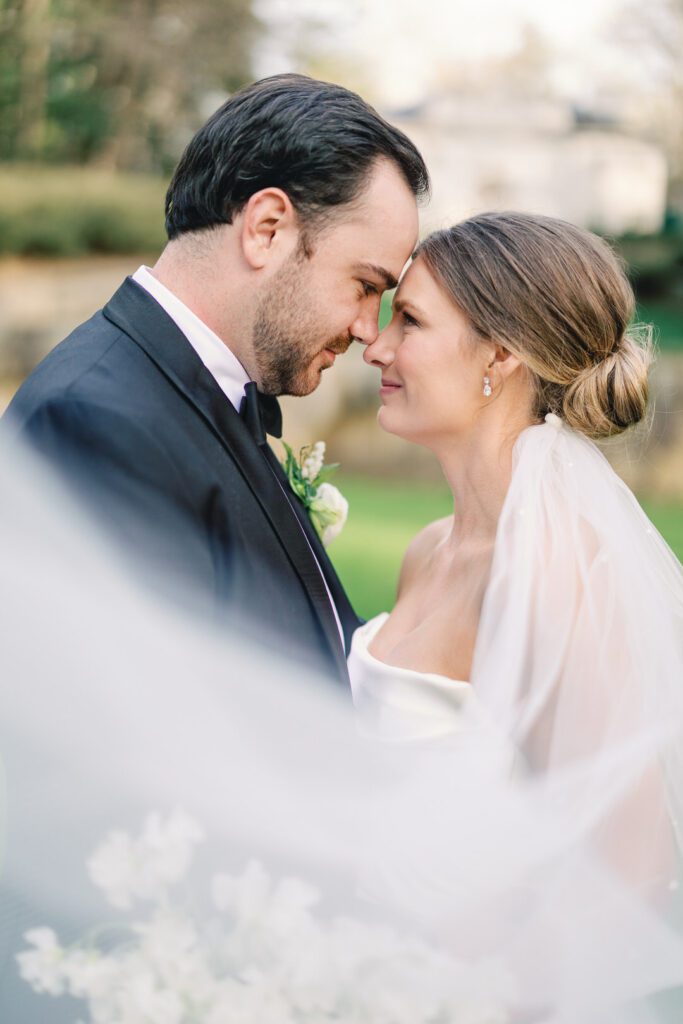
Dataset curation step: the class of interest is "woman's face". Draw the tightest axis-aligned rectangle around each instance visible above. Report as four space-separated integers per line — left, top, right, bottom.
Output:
363 257 491 446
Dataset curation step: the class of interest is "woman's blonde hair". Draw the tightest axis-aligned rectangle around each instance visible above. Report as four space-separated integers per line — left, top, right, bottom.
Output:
415 212 653 440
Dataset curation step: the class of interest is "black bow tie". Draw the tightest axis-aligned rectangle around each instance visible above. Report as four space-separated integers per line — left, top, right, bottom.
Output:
239 381 283 446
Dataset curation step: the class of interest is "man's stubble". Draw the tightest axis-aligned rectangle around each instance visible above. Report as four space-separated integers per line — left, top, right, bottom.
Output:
251 254 351 397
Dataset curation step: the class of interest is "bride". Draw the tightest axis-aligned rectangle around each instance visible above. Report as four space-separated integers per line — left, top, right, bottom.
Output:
349 211 683 893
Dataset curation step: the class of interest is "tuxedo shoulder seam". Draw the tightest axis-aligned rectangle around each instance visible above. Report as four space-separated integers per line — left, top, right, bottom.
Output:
56 327 128 404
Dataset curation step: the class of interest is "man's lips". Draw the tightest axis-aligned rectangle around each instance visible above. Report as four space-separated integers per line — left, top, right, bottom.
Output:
321 340 352 366
322 349 338 366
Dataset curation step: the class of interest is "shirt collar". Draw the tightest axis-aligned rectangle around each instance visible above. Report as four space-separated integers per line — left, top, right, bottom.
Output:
132 265 250 411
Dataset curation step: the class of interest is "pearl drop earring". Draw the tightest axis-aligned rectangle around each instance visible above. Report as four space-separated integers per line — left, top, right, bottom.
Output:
483 375 492 397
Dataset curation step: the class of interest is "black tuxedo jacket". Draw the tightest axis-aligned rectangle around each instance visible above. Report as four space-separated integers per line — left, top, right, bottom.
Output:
5 278 360 685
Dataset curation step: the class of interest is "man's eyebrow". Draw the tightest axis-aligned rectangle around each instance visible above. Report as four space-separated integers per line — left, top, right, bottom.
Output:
393 295 427 319
356 263 399 290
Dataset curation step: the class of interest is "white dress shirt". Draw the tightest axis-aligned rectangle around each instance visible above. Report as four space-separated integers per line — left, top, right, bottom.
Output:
133 266 250 408
132 266 345 649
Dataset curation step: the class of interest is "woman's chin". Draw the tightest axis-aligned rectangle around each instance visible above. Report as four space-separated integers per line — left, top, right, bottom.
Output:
377 405 411 442
376 405 397 435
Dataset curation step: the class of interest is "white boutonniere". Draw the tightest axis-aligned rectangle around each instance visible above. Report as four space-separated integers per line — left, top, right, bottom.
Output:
281 441 348 546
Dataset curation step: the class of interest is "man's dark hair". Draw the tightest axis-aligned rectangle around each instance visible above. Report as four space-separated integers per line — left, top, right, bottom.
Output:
165 74 430 240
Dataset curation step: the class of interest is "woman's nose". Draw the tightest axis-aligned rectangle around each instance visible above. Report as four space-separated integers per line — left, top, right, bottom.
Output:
361 323 398 368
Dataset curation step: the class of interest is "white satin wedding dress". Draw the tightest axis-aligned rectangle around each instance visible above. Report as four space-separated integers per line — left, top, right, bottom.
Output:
348 612 473 743
348 612 518 775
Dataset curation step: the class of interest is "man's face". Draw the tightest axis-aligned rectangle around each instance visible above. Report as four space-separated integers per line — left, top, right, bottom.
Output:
252 159 419 396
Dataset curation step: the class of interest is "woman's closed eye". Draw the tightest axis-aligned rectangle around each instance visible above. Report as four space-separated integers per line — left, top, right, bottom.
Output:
401 310 420 328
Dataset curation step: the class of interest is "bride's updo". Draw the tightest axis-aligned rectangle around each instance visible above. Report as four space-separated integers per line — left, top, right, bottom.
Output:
415 212 652 439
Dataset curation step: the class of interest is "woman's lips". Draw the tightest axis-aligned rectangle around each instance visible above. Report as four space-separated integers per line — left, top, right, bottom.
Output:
380 379 402 395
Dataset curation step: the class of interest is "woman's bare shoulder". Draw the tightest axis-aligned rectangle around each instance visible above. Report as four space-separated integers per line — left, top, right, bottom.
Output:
397 516 453 597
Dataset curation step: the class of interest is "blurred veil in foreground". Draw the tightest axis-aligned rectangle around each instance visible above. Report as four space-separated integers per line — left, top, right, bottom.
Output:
1 429 683 1024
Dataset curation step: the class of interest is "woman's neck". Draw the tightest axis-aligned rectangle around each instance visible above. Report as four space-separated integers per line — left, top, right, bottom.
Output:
434 412 534 550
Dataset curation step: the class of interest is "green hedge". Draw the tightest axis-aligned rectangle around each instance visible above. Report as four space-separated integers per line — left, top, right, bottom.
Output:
0 165 681 351
0 164 167 256
616 232 683 284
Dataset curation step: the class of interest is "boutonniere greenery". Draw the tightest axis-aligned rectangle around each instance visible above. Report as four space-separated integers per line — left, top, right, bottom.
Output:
280 441 348 546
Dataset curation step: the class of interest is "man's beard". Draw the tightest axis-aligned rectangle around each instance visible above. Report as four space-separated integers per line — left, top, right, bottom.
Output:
252 257 351 397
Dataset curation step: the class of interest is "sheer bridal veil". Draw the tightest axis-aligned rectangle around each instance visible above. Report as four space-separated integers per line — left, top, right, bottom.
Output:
1 421 683 1024
472 414 683 896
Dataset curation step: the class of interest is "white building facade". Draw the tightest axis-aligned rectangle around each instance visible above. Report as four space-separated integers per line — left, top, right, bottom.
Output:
390 94 668 236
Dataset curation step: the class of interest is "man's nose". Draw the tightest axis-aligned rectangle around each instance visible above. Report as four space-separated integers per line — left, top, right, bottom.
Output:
350 306 381 348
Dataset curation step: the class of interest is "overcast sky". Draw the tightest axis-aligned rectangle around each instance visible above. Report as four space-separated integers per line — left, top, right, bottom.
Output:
254 0 651 107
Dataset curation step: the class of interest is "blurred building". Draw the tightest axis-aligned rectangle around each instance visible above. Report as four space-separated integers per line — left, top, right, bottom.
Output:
390 92 668 236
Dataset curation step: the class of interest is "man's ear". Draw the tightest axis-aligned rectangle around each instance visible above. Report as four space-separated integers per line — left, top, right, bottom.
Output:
239 188 299 271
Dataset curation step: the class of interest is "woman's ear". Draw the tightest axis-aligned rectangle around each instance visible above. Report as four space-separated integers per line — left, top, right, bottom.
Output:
488 343 524 381
239 188 299 271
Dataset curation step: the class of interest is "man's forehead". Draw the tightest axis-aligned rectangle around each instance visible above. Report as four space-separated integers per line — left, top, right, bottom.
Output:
348 187 418 234
339 213 418 280
344 161 419 227
319 173 419 281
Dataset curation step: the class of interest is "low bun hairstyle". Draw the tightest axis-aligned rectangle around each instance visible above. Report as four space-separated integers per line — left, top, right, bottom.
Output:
562 333 652 438
415 212 653 440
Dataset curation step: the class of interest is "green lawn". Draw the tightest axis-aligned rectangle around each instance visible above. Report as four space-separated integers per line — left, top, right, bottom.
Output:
329 474 683 620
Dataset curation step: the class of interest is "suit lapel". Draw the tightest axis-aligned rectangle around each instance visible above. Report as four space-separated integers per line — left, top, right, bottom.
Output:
103 278 348 680
263 445 360 651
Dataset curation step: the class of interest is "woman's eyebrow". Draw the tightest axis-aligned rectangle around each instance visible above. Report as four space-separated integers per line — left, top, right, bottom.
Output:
393 295 427 318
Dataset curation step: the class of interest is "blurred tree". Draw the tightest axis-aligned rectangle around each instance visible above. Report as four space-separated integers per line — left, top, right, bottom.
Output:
0 0 260 171
432 22 555 99
256 0 369 92
0 2 21 156
15 0 50 157
618 0 683 200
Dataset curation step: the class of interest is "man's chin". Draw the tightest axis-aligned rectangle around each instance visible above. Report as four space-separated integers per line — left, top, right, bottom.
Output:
285 352 341 396
275 345 347 396
287 366 324 397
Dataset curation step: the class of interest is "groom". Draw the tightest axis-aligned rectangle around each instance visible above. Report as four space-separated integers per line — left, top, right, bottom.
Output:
5 74 428 686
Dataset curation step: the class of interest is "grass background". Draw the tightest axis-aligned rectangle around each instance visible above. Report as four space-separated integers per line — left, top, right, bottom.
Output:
329 474 683 620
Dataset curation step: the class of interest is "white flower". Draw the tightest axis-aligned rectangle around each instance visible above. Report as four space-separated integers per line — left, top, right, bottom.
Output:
300 441 326 481
107 965 185 1024
212 861 322 979
16 928 67 996
19 813 512 1024
132 908 213 998
205 975 296 1024
87 829 138 909
62 948 119 1002
310 482 348 545
212 859 271 919
87 809 204 909
281 439 347 543
213 860 319 929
